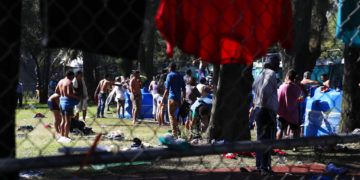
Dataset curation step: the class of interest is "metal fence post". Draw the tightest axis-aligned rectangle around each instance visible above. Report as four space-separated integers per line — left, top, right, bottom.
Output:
0 0 21 179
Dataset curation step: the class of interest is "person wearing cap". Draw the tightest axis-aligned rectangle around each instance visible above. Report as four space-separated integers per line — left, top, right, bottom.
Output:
162 63 186 138
252 54 280 175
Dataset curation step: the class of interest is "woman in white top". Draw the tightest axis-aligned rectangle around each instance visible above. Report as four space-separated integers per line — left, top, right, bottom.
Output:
149 76 159 120
114 76 127 118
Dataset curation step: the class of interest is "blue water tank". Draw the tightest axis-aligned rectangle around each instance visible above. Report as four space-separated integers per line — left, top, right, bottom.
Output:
124 88 154 119
304 88 342 137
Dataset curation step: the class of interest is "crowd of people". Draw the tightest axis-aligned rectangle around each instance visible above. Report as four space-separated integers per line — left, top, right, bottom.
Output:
44 55 334 175
46 60 214 143
48 71 87 143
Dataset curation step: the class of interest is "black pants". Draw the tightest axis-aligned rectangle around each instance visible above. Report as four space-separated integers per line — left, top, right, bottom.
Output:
255 107 276 171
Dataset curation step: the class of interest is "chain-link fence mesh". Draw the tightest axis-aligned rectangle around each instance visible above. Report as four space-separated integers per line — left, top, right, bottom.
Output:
1 0 360 179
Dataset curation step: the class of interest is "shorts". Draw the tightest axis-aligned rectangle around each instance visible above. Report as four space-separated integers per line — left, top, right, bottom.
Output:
278 117 300 131
47 100 60 111
61 108 74 116
75 98 88 112
60 97 79 116
115 97 125 102
130 93 142 111
157 96 167 105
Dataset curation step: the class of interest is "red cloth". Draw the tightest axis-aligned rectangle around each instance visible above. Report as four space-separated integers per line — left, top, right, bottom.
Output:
155 0 293 65
224 153 237 159
273 149 286 155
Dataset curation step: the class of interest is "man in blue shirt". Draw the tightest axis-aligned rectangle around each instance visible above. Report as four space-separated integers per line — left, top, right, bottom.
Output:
163 63 186 138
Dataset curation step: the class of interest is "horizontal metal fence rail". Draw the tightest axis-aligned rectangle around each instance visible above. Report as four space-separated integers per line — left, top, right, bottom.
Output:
1 134 359 173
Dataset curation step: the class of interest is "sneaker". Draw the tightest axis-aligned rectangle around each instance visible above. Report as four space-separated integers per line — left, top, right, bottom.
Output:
57 136 72 143
57 136 65 142
190 138 200 145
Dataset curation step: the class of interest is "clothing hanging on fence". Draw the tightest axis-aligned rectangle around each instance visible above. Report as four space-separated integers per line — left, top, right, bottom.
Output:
336 0 360 47
155 0 293 65
42 0 146 59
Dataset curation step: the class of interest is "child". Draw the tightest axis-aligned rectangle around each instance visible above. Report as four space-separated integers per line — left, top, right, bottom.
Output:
156 95 168 126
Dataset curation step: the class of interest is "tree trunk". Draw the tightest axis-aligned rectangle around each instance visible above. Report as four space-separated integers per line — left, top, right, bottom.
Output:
282 0 329 77
32 51 50 104
39 50 51 103
340 46 360 132
206 64 253 141
138 0 158 79
83 52 98 103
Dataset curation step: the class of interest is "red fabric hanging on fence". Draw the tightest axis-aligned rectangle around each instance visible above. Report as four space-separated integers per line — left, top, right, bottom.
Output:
155 0 293 64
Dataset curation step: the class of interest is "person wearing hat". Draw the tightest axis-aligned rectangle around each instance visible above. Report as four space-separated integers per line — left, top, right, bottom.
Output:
252 54 280 175
162 62 186 138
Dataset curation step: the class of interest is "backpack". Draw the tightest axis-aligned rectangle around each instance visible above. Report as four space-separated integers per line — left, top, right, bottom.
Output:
70 118 85 131
70 118 94 135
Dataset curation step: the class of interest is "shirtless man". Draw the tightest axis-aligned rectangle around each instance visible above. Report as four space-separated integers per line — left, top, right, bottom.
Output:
300 71 320 86
129 71 142 124
55 70 79 143
94 74 113 118
300 71 320 96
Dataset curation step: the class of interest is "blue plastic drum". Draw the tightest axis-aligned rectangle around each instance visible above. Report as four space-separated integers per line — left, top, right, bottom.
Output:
124 88 154 119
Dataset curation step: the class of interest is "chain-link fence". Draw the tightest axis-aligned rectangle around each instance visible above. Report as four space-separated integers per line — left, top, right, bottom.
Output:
1 0 360 179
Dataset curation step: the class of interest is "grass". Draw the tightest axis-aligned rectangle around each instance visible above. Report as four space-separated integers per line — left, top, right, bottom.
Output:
15 103 360 178
16 104 170 158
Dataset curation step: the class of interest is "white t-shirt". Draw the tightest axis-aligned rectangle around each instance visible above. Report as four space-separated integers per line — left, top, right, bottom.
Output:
115 86 126 101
